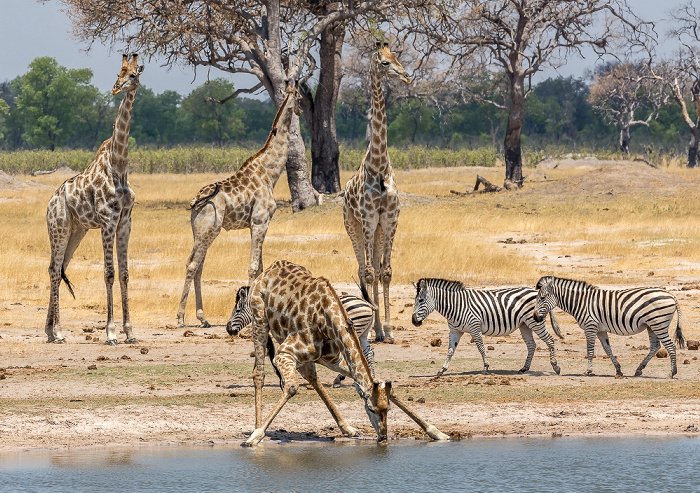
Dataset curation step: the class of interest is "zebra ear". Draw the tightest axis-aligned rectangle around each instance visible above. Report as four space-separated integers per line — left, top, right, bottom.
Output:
411 282 417 289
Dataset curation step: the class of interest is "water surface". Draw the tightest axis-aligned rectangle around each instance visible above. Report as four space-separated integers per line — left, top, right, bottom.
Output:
1 436 697 492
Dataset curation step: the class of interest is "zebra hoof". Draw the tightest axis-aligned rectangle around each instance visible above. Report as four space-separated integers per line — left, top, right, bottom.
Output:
200 321 211 329
124 338 138 345
553 366 561 375
104 339 118 346
518 367 528 374
584 370 594 376
634 369 643 377
51 338 66 344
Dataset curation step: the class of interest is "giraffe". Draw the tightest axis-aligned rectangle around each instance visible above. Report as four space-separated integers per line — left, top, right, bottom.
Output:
176 82 303 328
244 259 449 446
343 42 410 343
44 54 143 345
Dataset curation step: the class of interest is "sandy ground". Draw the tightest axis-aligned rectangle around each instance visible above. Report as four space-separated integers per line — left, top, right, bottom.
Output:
1 160 700 451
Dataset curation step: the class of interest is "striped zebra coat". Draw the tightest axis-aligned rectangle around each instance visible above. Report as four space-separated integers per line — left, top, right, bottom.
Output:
226 282 377 383
533 276 685 378
411 278 563 376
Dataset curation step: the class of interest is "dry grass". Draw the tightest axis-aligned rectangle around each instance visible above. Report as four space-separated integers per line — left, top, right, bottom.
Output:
1 162 699 325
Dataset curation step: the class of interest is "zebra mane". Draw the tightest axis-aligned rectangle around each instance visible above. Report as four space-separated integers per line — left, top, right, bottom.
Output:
416 278 466 296
235 285 250 305
538 276 597 290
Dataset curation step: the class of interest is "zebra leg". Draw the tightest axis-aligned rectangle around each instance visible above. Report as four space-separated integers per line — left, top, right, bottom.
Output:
469 327 490 374
583 327 597 376
518 325 537 373
635 329 661 377
655 326 678 378
438 328 463 377
596 331 623 377
531 320 561 374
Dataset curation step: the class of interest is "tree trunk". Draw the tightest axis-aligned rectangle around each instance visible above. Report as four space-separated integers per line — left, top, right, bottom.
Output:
619 125 631 155
308 19 344 193
688 126 700 168
287 115 318 212
504 74 525 189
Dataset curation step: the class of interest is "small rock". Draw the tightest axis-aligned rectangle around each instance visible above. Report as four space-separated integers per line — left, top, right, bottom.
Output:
82 328 94 333
140 347 149 354
87 365 97 370
683 359 690 365
430 360 435 365
686 340 699 350
85 335 92 341
120 355 131 360
487 345 495 351
407 396 414 401
97 355 107 361
183 330 196 337
430 338 441 347
417 397 425 403
249 351 256 357
166 324 178 330
647 271 655 277
656 348 669 358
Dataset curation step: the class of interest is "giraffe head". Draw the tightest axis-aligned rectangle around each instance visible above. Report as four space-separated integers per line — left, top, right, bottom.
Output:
373 42 411 84
363 380 391 445
112 53 145 95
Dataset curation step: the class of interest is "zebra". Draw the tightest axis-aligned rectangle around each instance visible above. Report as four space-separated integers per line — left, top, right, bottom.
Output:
226 281 377 385
533 276 685 378
411 278 563 376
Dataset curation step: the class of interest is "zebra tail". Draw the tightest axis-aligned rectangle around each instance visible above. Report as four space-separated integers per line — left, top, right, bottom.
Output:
549 311 564 339
61 266 76 299
355 277 379 312
675 300 685 350
266 337 283 389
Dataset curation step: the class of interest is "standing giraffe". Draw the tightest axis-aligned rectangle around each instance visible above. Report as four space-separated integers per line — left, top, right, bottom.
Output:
343 42 410 343
244 259 449 446
44 54 143 344
176 82 302 328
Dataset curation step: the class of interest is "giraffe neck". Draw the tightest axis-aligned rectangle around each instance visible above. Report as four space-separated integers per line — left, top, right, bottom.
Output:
256 91 296 186
366 64 389 176
110 88 136 174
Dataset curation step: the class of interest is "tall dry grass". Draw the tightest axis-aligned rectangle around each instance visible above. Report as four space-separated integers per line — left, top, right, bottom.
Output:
1 162 699 329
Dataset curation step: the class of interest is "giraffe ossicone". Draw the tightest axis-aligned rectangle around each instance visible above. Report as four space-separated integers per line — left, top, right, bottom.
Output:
44 53 144 345
343 42 410 344
176 82 303 328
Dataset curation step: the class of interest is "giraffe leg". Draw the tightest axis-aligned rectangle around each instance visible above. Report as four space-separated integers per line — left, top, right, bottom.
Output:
343 210 368 302
45 196 73 343
100 224 118 344
245 347 299 447
248 220 270 284
298 363 360 438
597 331 623 376
116 213 136 343
380 217 398 342
177 206 221 327
366 224 383 342
193 252 210 328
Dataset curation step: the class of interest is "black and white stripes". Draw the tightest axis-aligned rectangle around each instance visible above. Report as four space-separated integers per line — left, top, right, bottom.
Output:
533 276 685 377
411 278 562 376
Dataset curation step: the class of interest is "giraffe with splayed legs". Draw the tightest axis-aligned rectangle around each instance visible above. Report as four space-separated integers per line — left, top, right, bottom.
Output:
343 42 410 343
243 260 449 447
176 82 303 328
45 54 143 345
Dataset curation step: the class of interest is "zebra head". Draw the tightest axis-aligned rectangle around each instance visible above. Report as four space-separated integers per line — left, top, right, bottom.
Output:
411 279 435 327
226 286 252 336
361 380 391 445
533 276 557 323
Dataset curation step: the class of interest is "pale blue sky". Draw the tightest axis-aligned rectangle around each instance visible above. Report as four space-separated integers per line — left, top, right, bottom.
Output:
0 0 684 96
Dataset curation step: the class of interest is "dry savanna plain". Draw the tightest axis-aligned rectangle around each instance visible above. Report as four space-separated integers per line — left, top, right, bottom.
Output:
1 158 700 451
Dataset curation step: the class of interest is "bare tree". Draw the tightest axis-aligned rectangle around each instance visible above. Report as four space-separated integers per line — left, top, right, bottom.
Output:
60 0 394 210
405 0 651 189
589 62 668 155
649 2 700 168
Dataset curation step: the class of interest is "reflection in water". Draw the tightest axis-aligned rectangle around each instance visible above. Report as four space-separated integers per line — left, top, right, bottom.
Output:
0 437 698 492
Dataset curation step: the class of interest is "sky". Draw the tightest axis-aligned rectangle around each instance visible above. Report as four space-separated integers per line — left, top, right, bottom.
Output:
0 0 684 97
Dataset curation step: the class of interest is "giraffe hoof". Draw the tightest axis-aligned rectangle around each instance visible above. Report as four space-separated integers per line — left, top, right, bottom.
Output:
343 426 361 438
51 338 66 344
124 338 138 345
200 321 211 328
104 339 119 346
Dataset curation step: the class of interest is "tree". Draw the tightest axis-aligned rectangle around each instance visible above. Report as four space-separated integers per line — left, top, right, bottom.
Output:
15 57 100 150
131 87 182 145
180 80 245 145
408 0 650 188
589 62 668 154
0 98 9 143
649 2 700 168
62 0 394 210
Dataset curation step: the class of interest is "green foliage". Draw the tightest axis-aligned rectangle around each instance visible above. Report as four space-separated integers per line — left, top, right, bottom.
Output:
338 145 498 171
179 79 246 145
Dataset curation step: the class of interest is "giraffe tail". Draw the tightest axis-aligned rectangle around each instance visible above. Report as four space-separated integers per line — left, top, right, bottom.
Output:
188 183 220 210
61 266 76 299
354 276 378 312
266 337 283 389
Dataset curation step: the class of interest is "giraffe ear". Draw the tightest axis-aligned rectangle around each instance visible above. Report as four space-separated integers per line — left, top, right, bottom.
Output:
383 42 389 48
375 41 382 48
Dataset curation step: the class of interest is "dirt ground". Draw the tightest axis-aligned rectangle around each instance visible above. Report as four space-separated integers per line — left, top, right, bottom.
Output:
1 160 700 451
